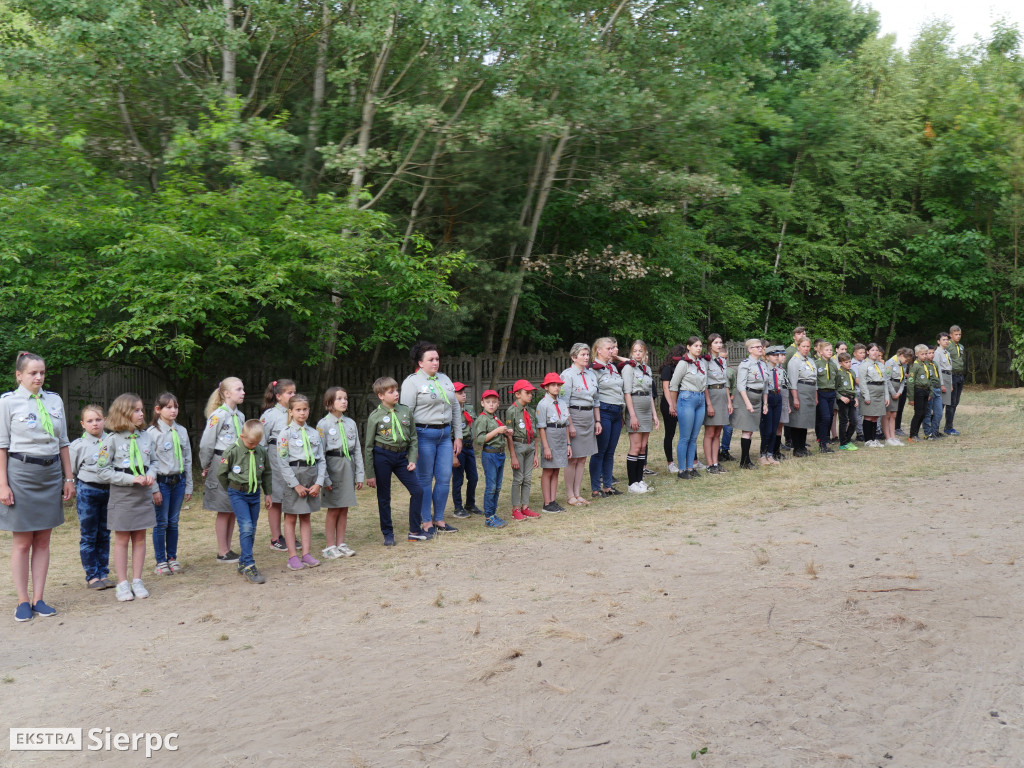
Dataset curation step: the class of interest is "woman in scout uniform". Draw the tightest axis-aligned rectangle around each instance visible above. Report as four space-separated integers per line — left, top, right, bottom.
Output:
762 346 788 462
813 340 838 454
668 336 708 478
858 343 889 447
317 387 364 559
623 340 659 493
659 344 685 472
199 377 246 563
260 379 295 552
97 393 158 603
589 337 626 498
945 325 965 434
882 348 912 446
400 341 462 535
507 379 540 520
537 372 570 512
70 405 111 589
561 343 600 507
278 394 326 570
147 393 192 576
217 420 273 584
732 338 769 468
451 382 481 518
702 333 732 473
0 351 74 621
786 337 817 457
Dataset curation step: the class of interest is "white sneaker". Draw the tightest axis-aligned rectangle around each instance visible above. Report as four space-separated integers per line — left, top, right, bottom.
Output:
867 440 883 448
115 580 134 602
885 437 904 447
337 543 356 557
627 482 646 494
667 462 679 473
130 579 149 599
638 480 649 491
695 461 707 470
321 546 342 560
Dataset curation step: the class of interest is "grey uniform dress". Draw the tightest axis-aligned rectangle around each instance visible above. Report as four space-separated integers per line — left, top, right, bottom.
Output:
0 387 70 532
786 354 817 429
703 356 731 427
858 359 887 418
147 420 193 494
560 366 599 457
884 356 907 414
537 394 570 469
934 346 953 406
278 423 327 516
732 356 768 432
316 414 364 508
199 405 244 514
97 430 158 531
622 362 655 433
260 404 289 504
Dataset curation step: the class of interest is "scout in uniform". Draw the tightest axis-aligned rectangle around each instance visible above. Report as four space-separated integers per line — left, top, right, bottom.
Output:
857 343 888 447
945 325 965 434
537 372 571 512
622 340 659 491
70 404 111 589
0 351 74 621
364 376 421 546
147 392 192 576
590 337 627 497
199 377 246 563
719 345 737 462
765 345 789 461
217 419 273 583
732 339 769 466
934 333 954 434
923 347 945 439
882 349 912 446
317 386 364 559
507 379 540 519
834 353 859 450
782 326 807 450
451 382 482 518
702 333 732 473
813 340 839 454
669 336 708 477
906 344 932 442
277 394 326 570
473 389 513 528
260 378 296 552
786 337 817 457
560 342 600 506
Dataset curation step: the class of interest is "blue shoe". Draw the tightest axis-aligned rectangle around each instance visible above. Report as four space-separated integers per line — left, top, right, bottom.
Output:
32 600 57 617
383 534 396 547
944 428 960 436
14 602 32 622
485 515 507 528
408 530 428 542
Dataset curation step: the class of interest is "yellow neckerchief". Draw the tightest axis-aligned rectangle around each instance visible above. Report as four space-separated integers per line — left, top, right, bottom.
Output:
843 368 855 390
382 405 405 442
952 342 962 360
816 355 832 382
246 448 258 492
887 356 905 381
30 392 55 436
128 431 145 475
332 413 351 459
872 361 883 379
926 361 937 378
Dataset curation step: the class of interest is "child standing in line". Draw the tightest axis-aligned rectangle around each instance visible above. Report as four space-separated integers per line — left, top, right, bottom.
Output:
923 347 945 439
907 345 932 442
260 379 296 552
473 390 513 529
451 382 482 518
882 349 913 446
97 394 158 602
70 405 111 589
537 373 570 513
835 353 859 451
507 380 540 520
813 340 838 454
217 420 272 584
363 377 421 546
147 392 192 576
278 394 325 570
850 343 867 441
317 387 364 559
199 377 245 564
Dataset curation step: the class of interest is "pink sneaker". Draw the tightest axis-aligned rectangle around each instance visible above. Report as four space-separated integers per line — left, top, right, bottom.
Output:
300 553 320 568
287 556 304 570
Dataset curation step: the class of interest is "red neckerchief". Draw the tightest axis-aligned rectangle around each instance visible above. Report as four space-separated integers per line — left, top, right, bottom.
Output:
462 409 474 426
523 409 533 442
683 354 704 374
713 356 725 370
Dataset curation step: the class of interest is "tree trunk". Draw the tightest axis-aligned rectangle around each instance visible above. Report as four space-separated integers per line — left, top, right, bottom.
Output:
990 291 999 386
763 150 803 334
223 0 241 156
349 11 395 208
301 1 331 196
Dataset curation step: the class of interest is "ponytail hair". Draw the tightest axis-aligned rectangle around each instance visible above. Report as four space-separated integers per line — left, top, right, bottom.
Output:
15 351 44 373
205 376 243 418
263 378 296 411
151 392 179 427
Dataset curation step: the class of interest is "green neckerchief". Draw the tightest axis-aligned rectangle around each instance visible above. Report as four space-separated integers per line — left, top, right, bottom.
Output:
128 433 145 475
298 425 315 465
171 427 184 472
816 355 831 383
31 393 54 437
220 405 242 441
247 449 258 492
337 416 351 459
421 371 450 404
385 406 405 441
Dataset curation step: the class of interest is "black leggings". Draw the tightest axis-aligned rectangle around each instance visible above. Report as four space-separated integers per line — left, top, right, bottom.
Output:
660 396 677 463
837 398 856 445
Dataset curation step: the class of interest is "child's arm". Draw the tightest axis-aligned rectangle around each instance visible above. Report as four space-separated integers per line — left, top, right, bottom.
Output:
309 428 326 496
216 445 234 490
180 425 194 499
363 412 377 486
260 448 273 501
349 419 365 490
405 409 418 470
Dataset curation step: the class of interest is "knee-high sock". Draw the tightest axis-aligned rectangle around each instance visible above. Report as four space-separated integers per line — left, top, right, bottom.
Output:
741 437 751 464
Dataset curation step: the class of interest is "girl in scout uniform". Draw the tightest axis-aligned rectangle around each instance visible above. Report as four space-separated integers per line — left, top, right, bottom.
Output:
147 393 192 576
763 346 788 462
278 394 326 570
786 337 817 457
589 337 626 498
260 379 295 552
659 344 686 472
317 387 364 559
669 336 708 478
813 340 838 454
0 351 74 621
71 405 111 589
200 377 246 563
732 339 769 467
858 343 889 447
97 393 158 603
507 380 540 520
560 343 600 507
702 334 733 473
537 372 570 512
882 348 913 446
623 340 659 493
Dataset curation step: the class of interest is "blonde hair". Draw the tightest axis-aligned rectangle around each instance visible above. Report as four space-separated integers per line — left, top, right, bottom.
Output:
744 338 762 352
80 404 104 421
591 336 617 362
373 377 398 396
914 343 928 356
241 419 265 442
106 393 143 433
286 393 310 425
205 376 243 418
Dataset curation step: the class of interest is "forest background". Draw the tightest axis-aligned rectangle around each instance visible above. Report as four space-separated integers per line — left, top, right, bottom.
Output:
2 0 1023 401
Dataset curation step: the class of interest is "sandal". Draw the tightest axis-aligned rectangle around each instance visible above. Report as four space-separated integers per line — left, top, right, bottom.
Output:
153 562 173 576
168 559 183 574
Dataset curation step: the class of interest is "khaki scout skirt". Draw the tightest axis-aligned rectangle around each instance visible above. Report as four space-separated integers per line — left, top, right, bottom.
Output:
731 390 763 433
860 384 887 418
322 454 358 508
568 408 598 457
627 394 655 433
703 387 730 427
202 469 234 514
282 464 322 516
788 383 817 429
107 482 157 532
540 424 569 469
0 457 64 532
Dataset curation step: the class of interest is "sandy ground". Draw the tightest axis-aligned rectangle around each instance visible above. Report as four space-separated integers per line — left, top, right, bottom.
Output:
2 427 1023 766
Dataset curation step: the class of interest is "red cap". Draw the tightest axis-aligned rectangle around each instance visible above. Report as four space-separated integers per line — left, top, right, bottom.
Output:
511 379 536 393
541 372 564 387
452 382 467 392
480 389 500 400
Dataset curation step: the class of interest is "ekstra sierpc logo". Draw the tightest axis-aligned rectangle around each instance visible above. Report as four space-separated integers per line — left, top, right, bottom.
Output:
10 728 178 757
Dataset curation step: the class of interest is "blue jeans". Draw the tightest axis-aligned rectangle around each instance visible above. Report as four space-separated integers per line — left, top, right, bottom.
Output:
373 447 423 536
451 443 478 510
415 425 453 525
815 391 836 445
720 424 733 451
675 391 706 470
925 386 943 436
590 403 623 491
481 449 505 518
76 481 110 582
227 487 260 568
152 473 185 562
760 392 782 450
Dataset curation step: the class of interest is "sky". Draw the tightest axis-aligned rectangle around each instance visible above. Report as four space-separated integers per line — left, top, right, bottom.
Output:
865 0 1024 49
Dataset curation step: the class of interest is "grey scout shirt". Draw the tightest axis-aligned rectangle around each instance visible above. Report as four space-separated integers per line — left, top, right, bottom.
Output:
0 386 70 455
592 362 624 406
146 420 194 494
316 413 365 483
536 394 569 426
859 359 887 402
400 370 462 432
787 354 816 387
884 356 907 400
70 432 106 484
669 358 707 393
277 423 327 488
199 405 244 471
737 356 769 392
260 404 289 446
621 362 654 396
705 356 729 387
560 366 598 407
96 429 158 486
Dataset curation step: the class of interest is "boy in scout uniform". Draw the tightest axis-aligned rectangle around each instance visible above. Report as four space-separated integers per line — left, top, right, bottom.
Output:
906 345 932 442
451 382 482 518
924 347 945 439
945 325 965 434
217 420 273 584
835 352 859 450
363 377 421 546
